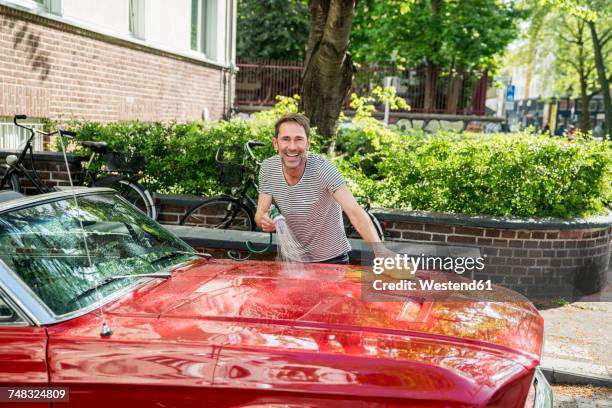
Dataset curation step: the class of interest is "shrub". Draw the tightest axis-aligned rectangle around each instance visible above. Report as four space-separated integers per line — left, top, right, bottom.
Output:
338 128 612 219
59 93 611 219
63 95 320 196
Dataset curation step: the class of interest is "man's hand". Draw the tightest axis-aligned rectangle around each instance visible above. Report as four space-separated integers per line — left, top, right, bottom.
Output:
260 211 276 232
255 193 275 232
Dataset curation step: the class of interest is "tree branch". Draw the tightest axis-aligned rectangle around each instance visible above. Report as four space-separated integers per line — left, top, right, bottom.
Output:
557 57 580 72
560 14 578 40
557 32 580 45
600 30 612 48
587 88 601 99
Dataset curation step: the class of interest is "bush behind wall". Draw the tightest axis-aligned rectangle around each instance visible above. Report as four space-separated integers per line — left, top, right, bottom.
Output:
65 117 611 219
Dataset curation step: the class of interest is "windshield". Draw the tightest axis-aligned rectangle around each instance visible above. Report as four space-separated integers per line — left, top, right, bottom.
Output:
0 193 193 316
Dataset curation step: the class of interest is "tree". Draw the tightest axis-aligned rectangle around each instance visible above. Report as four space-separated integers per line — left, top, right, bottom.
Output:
546 0 612 140
237 0 309 61
351 0 524 112
300 0 356 150
551 14 601 132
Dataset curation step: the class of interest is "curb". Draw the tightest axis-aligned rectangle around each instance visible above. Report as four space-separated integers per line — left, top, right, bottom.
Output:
540 367 612 388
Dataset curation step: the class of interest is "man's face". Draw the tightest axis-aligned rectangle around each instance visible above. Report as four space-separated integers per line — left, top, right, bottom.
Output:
273 121 310 170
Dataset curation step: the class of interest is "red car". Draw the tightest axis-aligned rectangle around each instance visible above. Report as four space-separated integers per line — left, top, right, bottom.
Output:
0 188 552 407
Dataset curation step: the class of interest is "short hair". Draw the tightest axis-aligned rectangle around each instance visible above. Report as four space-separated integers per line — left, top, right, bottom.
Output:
274 113 310 139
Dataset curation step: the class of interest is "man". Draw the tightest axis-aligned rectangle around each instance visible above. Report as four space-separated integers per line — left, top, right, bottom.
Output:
255 113 384 264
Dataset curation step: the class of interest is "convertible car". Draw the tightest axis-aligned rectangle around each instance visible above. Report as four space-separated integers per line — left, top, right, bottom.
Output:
0 188 552 407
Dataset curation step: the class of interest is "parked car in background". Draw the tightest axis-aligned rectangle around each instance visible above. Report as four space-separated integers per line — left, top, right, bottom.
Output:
0 188 552 407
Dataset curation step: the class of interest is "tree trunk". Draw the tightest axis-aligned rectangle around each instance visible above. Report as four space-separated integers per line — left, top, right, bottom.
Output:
579 73 591 133
423 0 441 113
445 67 464 114
588 20 611 140
300 0 356 152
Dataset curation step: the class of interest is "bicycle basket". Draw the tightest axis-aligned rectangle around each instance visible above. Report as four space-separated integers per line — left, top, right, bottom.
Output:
103 152 145 173
218 162 245 187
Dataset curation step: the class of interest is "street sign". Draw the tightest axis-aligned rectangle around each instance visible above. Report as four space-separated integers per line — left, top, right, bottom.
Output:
505 85 515 102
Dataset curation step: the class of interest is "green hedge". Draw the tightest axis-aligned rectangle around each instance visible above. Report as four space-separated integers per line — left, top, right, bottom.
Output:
337 130 611 219
64 116 611 219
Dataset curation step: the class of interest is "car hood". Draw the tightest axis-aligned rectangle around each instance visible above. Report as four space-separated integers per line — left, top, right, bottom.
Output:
109 259 542 356
49 259 543 405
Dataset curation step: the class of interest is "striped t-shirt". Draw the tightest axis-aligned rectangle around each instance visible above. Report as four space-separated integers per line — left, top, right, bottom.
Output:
258 151 351 262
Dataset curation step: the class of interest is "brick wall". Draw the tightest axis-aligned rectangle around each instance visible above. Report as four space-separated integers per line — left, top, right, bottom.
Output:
0 5 229 123
378 216 611 299
0 150 83 193
155 195 611 300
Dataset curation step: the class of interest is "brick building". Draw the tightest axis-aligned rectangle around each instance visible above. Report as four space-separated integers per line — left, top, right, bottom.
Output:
0 0 236 149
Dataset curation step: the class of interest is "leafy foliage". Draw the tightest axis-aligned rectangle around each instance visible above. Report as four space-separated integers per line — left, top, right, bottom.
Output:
351 0 526 73
337 127 611 219
62 96 610 219
237 0 309 60
64 96 319 196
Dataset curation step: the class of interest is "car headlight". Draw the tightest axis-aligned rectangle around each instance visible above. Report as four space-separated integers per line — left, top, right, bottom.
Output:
525 367 553 408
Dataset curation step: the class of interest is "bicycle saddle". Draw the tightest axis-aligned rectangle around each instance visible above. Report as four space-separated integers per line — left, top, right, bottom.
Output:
81 141 108 154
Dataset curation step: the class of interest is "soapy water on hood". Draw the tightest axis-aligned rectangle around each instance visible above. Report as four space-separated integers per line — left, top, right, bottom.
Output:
271 206 316 281
273 211 306 261
270 205 347 285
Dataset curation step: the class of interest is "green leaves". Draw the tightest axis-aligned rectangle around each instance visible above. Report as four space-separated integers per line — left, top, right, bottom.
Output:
62 94 610 219
351 0 526 72
237 0 309 61
338 128 612 219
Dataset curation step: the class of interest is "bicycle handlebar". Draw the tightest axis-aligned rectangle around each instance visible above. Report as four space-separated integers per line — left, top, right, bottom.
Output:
13 114 31 131
245 140 264 165
13 115 77 140
215 140 266 166
58 129 77 138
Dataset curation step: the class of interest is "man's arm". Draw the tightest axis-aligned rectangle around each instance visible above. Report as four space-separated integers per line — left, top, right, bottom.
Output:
255 192 276 232
333 185 381 243
334 185 410 277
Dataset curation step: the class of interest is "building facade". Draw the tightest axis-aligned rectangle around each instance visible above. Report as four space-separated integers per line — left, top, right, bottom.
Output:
0 0 236 134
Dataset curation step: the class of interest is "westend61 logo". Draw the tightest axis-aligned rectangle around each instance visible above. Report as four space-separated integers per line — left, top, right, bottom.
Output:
373 253 486 275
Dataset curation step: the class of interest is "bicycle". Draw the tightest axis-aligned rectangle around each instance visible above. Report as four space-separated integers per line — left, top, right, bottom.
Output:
180 140 264 230
180 141 385 241
343 196 385 241
0 115 157 219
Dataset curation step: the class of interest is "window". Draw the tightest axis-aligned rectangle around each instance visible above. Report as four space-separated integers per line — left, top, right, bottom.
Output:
191 0 220 60
0 119 44 151
0 193 192 316
129 0 145 40
0 295 24 325
32 0 61 14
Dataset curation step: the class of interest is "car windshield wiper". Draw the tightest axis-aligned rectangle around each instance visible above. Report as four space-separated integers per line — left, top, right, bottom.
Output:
150 250 212 265
68 272 172 306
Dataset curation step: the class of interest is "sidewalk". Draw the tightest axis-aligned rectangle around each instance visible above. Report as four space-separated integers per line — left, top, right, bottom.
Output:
539 268 612 385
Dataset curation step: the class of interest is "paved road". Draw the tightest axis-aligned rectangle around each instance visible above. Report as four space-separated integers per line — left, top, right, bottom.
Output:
539 265 612 380
541 302 612 379
553 385 612 407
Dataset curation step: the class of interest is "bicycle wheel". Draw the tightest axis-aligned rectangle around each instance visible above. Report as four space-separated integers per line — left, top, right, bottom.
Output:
181 197 255 231
368 212 385 242
343 211 385 241
94 175 157 219
0 165 21 192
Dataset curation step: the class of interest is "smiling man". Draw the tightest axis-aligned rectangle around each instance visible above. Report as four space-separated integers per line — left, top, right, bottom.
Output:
255 113 384 264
